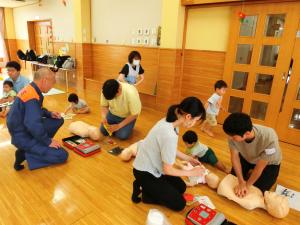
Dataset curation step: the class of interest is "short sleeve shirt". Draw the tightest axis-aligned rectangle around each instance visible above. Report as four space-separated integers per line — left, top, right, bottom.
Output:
100 82 141 118
3 90 17 98
206 93 221 115
186 142 209 158
119 64 144 76
133 118 179 178
73 99 87 109
228 124 282 165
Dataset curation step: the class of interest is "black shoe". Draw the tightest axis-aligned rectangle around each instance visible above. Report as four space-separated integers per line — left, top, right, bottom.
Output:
131 180 142 203
14 149 25 171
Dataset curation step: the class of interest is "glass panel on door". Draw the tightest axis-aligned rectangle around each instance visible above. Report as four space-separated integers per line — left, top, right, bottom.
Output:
228 96 244 113
260 45 280 67
264 14 286 37
254 74 274 94
250 100 268 120
297 87 300 100
236 44 253 64
232 71 248 90
289 109 300 129
240 15 258 37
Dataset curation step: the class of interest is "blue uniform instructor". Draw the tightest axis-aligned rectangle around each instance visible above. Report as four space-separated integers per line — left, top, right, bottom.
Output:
7 68 68 171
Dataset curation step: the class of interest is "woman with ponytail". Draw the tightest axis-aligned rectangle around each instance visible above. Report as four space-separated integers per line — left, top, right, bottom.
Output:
132 97 206 211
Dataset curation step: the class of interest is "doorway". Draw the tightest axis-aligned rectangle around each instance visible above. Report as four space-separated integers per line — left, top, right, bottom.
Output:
219 2 300 145
27 19 54 55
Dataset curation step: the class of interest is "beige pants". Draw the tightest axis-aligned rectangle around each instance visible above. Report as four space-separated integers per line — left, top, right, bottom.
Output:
205 113 217 126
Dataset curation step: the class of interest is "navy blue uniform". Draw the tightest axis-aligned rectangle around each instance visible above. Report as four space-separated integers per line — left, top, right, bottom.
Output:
7 82 68 170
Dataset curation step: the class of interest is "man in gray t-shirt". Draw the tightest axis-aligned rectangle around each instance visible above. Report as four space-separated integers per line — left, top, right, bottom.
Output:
223 113 281 197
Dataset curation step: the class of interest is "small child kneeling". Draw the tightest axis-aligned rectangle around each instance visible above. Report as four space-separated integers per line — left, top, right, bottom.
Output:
65 93 90 114
183 130 228 173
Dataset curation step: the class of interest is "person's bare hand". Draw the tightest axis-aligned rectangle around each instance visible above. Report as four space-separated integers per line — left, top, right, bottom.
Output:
108 124 120 133
49 139 61 149
189 166 206 177
234 181 249 198
189 157 201 167
51 112 62 119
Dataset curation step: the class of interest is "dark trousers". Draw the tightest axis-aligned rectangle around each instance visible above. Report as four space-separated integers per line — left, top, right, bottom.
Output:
133 168 186 211
231 154 280 193
25 118 69 170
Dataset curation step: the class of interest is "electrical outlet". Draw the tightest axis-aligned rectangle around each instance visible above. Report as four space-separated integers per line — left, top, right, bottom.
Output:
136 37 142 45
137 28 143 35
143 37 149 45
144 28 150 36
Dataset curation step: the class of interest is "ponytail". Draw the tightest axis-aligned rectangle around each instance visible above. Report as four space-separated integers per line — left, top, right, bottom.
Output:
166 97 206 123
166 104 179 122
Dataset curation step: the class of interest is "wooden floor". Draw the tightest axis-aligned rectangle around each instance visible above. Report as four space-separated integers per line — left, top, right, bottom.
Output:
0 85 300 225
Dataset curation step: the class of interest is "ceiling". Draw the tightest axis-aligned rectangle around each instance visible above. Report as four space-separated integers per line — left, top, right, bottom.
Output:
0 0 39 8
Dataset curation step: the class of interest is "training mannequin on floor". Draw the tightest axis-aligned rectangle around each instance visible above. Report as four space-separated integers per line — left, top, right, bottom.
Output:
68 121 100 141
177 162 289 218
217 174 289 218
176 161 220 189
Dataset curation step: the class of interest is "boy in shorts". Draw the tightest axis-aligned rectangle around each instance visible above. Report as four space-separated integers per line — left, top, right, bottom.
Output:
201 80 227 137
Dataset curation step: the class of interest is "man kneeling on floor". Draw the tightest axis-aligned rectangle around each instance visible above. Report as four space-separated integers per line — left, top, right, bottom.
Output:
7 68 68 171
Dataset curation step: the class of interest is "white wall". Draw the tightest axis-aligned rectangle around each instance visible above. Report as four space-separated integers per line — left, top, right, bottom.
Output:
13 0 74 42
185 7 231 51
91 0 162 46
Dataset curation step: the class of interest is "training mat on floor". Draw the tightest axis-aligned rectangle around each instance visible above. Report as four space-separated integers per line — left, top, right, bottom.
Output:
43 88 65 96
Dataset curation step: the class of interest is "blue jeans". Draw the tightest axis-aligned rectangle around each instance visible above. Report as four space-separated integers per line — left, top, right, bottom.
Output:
100 111 136 140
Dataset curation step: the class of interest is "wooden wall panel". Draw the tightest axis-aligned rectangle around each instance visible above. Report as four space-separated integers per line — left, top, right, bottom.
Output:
155 49 182 112
75 43 84 90
4 39 18 61
82 43 93 78
181 49 225 103
91 44 159 96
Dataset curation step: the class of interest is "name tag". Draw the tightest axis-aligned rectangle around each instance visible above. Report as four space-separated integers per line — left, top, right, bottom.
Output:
265 148 276 155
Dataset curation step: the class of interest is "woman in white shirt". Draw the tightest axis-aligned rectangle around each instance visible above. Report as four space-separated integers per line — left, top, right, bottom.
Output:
132 97 206 211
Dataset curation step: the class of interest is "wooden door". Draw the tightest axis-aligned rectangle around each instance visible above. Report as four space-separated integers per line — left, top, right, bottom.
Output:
33 20 54 55
276 19 300 145
219 2 300 130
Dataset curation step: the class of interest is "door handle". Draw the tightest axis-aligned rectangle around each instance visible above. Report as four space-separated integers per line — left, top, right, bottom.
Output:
282 72 286 80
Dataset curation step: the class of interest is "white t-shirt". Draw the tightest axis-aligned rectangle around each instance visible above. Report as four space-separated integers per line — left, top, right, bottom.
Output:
186 142 209 158
206 93 221 115
72 99 87 109
133 118 179 178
